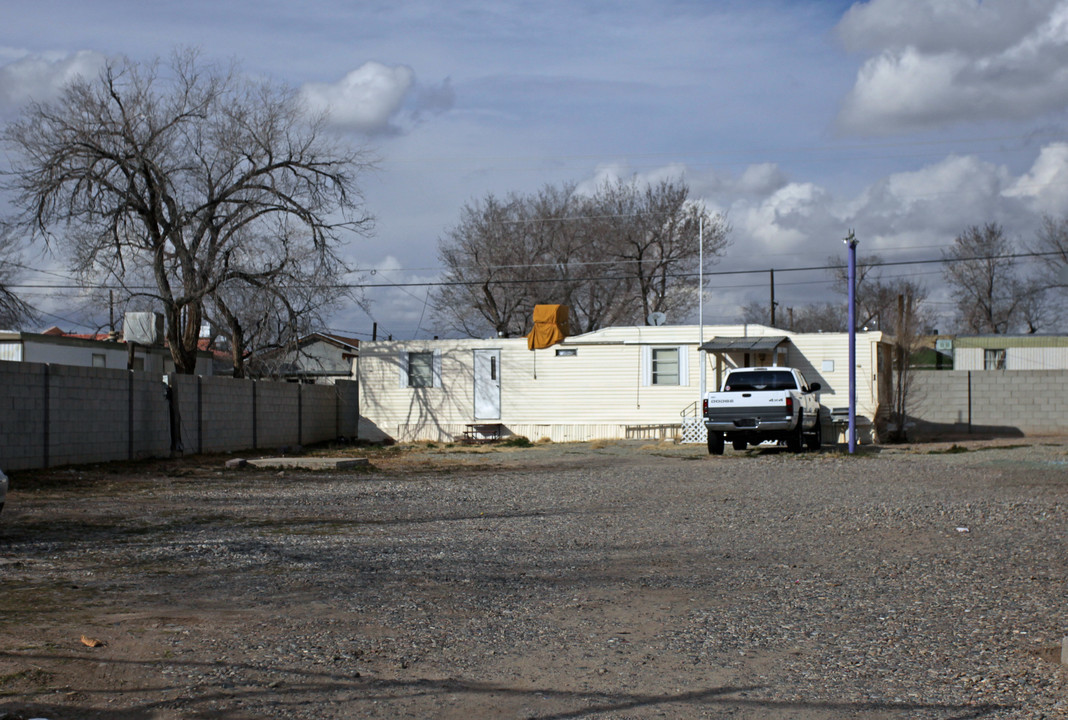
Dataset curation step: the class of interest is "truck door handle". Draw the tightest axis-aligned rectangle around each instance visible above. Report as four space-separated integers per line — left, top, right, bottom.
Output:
742 393 751 397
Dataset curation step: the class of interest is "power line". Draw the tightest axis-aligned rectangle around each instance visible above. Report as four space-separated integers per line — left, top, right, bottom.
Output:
5 251 1064 293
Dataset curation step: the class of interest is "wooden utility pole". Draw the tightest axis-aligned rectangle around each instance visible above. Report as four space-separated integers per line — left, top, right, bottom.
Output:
769 269 776 326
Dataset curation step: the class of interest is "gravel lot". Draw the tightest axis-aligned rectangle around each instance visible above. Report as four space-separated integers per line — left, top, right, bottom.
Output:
1 438 1066 720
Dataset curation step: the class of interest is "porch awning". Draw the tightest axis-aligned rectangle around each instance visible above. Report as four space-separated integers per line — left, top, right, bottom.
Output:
698 336 789 353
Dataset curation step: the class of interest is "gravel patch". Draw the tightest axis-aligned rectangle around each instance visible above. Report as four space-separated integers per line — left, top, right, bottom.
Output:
0 439 1066 719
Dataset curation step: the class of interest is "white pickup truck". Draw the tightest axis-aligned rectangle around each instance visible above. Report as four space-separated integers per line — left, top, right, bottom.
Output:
703 366 822 454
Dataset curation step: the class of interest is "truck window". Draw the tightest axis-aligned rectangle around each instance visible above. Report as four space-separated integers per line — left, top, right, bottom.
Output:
724 370 797 392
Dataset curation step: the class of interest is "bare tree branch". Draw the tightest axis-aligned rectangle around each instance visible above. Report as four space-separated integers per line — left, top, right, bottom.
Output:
2 49 373 371
431 177 729 337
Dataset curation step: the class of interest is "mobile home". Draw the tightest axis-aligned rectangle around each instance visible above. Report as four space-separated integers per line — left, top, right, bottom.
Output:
355 324 890 444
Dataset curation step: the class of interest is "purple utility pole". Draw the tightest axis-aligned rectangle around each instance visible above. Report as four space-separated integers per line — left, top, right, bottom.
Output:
845 230 858 454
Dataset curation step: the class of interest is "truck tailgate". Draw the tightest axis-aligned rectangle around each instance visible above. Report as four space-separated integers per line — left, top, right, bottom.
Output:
705 392 789 427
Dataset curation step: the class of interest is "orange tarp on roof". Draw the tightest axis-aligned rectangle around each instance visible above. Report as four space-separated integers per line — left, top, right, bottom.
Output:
526 305 570 350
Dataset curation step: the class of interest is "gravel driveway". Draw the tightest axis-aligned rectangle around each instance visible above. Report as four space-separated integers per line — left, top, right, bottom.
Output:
1 439 1066 719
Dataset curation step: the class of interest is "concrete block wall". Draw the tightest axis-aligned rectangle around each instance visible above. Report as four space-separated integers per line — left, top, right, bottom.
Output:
131 373 170 459
335 380 359 438
909 370 1068 435
0 360 48 470
302 384 339 442
0 360 358 471
47 365 129 467
254 380 300 450
198 376 254 453
172 375 201 456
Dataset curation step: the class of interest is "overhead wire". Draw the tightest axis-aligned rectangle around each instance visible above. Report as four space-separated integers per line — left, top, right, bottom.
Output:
5 250 1064 292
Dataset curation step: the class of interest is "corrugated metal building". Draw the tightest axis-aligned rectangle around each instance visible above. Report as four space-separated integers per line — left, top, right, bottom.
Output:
355 324 890 444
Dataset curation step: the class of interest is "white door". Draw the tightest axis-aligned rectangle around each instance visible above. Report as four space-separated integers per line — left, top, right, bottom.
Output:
473 349 501 420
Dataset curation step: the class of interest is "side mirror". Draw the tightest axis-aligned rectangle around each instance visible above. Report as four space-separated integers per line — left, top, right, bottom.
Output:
809 382 821 392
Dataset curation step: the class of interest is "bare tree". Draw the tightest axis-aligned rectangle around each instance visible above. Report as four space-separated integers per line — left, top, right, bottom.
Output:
432 177 729 338
942 223 1042 334
886 291 930 442
0 229 36 328
203 221 353 377
432 192 550 338
2 50 372 372
738 299 845 332
1029 214 1068 328
595 178 728 326
826 253 929 334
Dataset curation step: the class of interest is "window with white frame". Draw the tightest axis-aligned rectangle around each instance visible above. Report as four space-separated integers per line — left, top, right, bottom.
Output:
400 350 441 388
652 348 679 385
983 348 1006 370
641 346 688 386
399 348 440 386
407 351 434 387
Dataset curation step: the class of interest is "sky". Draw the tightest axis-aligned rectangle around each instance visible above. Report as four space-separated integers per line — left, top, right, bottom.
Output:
2 0 1068 339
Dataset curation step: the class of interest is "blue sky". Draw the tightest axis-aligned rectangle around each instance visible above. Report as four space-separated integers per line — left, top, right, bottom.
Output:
3 0 1068 338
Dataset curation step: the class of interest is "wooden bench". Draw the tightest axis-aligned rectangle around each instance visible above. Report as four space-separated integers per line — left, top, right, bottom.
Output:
463 423 503 443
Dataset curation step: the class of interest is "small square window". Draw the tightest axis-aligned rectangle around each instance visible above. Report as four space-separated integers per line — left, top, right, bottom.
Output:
651 348 679 385
983 349 1006 370
407 351 434 387
91 353 106 368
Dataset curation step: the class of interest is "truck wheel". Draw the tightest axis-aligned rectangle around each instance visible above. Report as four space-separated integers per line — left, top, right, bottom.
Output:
732 438 747 451
707 430 724 455
806 423 822 451
786 414 804 453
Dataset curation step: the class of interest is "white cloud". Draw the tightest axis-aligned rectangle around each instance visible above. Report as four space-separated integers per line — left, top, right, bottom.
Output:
837 0 1058 55
836 0 1068 133
301 62 416 133
572 162 690 196
733 182 834 250
1003 142 1068 214
0 50 106 112
736 163 790 196
845 155 1020 243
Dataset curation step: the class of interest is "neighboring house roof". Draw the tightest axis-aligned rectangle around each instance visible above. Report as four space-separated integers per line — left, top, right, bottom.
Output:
247 331 360 380
42 326 116 342
30 327 214 356
560 323 788 347
303 332 360 350
953 335 1068 349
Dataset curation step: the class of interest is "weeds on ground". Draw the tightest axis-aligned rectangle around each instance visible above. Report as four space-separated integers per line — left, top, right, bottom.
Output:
928 444 969 454
499 435 533 448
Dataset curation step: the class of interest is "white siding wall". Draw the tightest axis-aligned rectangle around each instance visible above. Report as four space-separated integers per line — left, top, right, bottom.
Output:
357 326 888 443
22 340 130 368
0 342 23 361
954 344 1068 371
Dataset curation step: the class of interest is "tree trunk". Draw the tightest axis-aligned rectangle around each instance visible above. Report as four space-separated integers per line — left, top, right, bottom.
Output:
230 319 246 379
165 303 201 374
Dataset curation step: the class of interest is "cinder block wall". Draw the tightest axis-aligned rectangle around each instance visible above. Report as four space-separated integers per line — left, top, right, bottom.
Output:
47 365 129 467
199 376 255 453
909 370 1068 435
303 384 339 442
0 361 48 470
335 380 359 437
0 361 358 471
131 373 170 459
253 380 300 450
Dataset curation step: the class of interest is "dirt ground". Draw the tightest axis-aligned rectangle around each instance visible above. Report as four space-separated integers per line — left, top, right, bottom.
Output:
1 437 1066 719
